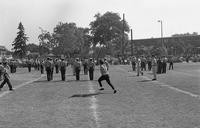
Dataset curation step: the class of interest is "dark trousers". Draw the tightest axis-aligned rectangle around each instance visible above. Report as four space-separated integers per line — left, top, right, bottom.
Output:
0 75 13 90
46 68 51 81
75 69 80 80
55 65 59 73
40 65 44 74
60 68 66 81
162 63 167 73
89 69 94 80
98 74 115 90
28 65 31 72
132 64 136 71
169 63 173 70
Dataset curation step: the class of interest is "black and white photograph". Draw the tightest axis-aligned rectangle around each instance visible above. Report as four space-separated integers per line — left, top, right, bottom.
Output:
0 0 200 127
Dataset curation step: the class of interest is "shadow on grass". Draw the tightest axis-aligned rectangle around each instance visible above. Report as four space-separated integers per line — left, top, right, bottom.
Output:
68 91 112 98
137 79 152 82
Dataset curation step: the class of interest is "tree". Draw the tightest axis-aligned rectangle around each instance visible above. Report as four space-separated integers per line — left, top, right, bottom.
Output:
53 22 91 57
90 12 130 58
12 22 28 58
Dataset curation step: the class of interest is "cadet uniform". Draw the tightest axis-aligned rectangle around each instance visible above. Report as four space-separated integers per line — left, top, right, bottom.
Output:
55 59 59 74
50 58 54 80
60 58 67 81
45 58 52 81
40 60 44 74
152 56 157 80
27 59 32 72
74 58 81 80
88 58 95 80
131 57 136 71
136 58 143 76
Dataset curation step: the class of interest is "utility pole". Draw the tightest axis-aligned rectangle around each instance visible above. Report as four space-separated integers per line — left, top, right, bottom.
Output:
131 29 133 56
121 13 125 63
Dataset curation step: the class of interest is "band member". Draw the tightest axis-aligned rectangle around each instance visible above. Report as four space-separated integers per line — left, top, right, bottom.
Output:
45 57 52 81
60 58 67 81
98 59 117 94
88 58 95 80
74 58 81 80
152 55 157 81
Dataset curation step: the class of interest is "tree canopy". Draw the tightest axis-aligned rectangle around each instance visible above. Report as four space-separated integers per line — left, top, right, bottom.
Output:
12 22 28 59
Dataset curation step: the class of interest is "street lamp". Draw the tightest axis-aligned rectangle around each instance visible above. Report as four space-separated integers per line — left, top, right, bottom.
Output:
158 20 166 55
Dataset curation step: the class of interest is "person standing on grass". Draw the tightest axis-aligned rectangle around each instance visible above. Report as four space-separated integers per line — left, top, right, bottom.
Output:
98 59 117 94
152 55 157 81
0 60 13 91
88 58 95 80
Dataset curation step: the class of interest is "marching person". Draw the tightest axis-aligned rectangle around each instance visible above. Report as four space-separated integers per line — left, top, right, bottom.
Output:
88 58 95 80
83 59 88 75
136 57 143 76
45 57 52 81
60 57 67 81
27 58 32 72
152 55 157 81
98 59 117 94
40 60 44 74
74 58 81 80
169 57 174 70
55 58 59 74
0 60 13 91
131 56 136 71
50 58 54 80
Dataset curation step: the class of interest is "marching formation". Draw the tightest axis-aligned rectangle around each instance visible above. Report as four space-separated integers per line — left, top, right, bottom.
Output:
0 57 117 93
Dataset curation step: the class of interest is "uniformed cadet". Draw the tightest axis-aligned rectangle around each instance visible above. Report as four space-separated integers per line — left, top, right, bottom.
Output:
9 60 14 73
169 57 174 70
152 55 157 81
157 57 162 74
74 58 81 80
83 59 88 75
40 60 44 74
45 57 52 81
136 57 143 76
131 56 136 71
0 59 13 91
88 58 95 80
27 58 32 72
55 58 59 74
50 58 54 80
60 58 67 81
162 56 167 73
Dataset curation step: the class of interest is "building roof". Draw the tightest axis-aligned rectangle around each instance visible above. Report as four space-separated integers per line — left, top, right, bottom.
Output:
0 45 7 51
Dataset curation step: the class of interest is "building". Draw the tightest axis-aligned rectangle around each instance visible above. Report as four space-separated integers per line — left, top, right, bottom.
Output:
0 45 7 57
132 35 200 56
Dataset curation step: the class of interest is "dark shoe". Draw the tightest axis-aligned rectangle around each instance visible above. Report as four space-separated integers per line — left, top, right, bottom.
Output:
114 90 117 94
99 88 104 91
152 78 157 81
9 89 14 91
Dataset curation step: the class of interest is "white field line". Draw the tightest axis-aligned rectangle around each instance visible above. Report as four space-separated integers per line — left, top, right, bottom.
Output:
0 75 45 98
88 80 100 128
118 66 200 100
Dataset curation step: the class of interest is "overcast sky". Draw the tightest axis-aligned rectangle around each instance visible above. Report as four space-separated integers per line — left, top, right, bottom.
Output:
1 0 200 50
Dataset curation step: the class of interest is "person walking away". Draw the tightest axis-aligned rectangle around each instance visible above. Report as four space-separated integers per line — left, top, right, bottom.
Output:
162 57 167 73
169 57 174 70
83 59 89 75
136 57 143 76
50 58 54 80
55 58 59 74
98 59 117 94
0 60 13 91
147 57 152 71
60 58 67 81
40 60 44 74
45 57 52 81
74 58 81 80
152 55 157 81
88 58 95 80
157 57 162 74
27 58 32 72
131 56 136 71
